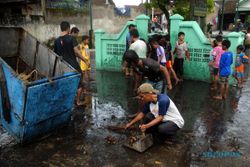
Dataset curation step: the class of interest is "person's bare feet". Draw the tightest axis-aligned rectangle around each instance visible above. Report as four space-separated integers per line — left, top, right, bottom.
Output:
213 95 223 100
76 101 85 106
210 87 218 90
175 78 180 85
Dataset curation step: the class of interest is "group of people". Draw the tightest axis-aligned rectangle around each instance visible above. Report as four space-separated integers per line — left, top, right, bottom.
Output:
53 21 249 144
122 26 189 143
122 24 250 143
208 32 249 100
54 21 92 106
124 25 190 93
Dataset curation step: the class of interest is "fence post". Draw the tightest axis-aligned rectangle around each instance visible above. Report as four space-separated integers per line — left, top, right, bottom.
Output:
94 29 105 69
170 14 184 48
136 14 150 41
226 32 245 54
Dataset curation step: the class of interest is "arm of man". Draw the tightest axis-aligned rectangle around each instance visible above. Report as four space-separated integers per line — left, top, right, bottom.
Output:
140 116 163 131
125 112 145 129
160 65 172 90
134 71 143 92
171 51 174 65
158 55 163 64
186 50 190 61
74 47 89 66
183 42 190 61
207 33 214 46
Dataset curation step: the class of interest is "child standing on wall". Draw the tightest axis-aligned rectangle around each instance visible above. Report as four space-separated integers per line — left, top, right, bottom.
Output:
211 35 224 90
233 45 249 88
214 40 233 100
173 32 190 81
79 35 91 83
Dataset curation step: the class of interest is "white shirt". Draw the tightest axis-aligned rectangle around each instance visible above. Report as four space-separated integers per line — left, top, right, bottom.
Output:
175 41 188 59
246 33 250 40
129 39 147 58
157 46 166 63
149 99 184 128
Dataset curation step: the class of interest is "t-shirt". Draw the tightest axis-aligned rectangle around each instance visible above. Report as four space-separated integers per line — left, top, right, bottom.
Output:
54 35 81 72
212 45 224 68
136 58 163 82
79 44 91 71
239 53 249 63
143 94 184 128
157 46 166 63
219 51 233 77
246 33 250 41
175 41 188 59
129 39 147 58
235 54 244 73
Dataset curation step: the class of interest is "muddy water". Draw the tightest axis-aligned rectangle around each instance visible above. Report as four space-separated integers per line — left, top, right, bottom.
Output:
0 70 250 167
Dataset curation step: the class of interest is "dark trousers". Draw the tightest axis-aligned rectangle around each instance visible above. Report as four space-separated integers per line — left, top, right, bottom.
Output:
143 113 180 142
173 58 184 77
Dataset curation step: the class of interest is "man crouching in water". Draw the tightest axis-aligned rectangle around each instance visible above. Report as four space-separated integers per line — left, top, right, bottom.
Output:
124 83 184 143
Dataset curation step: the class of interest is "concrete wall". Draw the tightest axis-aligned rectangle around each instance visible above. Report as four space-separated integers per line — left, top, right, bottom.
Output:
22 5 143 43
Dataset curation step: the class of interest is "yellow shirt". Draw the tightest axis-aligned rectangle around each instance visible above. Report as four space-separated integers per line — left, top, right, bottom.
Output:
79 44 91 71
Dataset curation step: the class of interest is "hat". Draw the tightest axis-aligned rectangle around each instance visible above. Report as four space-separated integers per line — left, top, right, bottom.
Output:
137 83 159 94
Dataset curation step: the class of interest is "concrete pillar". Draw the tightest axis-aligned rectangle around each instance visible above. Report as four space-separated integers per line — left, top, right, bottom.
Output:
94 29 105 69
170 14 184 48
226 32 242 56
135 14 150 41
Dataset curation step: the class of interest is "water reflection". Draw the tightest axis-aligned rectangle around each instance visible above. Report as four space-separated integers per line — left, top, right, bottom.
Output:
1 70 250 166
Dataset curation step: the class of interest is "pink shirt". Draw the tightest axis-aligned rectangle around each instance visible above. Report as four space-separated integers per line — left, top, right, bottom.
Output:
212 45 224 68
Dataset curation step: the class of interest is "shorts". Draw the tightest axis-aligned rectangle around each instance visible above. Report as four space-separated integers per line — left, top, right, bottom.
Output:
213 68 219 76
160 62 166 67
220 76 229 84
234 72 244 78
166 60 172 69
209 66 213 74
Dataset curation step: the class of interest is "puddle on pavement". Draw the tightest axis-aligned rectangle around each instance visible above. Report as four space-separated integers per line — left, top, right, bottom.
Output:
0 70 250 166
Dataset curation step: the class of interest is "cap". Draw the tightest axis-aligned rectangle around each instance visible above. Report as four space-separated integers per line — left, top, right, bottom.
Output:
137 83 159 94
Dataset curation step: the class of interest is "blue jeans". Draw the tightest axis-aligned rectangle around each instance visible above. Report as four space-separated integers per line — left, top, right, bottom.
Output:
146 80 165 94
143 113 180 142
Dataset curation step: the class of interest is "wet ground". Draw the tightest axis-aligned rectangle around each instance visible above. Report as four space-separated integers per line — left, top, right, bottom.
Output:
1 54 250 166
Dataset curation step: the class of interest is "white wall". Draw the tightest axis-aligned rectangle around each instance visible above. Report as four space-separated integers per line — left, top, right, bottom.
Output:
22 5 143 43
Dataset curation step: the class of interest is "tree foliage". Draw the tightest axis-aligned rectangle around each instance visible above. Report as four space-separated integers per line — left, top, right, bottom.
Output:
145 0 214 20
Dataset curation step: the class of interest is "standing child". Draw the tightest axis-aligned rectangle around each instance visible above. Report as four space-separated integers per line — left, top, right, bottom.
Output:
208 40 218 84
79 35 91 82
173 32 190 81
161 35 179 85
214 40 233 100
211 35 224 90
234 45 248 88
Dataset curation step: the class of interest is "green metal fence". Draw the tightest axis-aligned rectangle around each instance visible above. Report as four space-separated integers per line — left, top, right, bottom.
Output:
170 14 245 82
95 14 245 83
95 15 149 71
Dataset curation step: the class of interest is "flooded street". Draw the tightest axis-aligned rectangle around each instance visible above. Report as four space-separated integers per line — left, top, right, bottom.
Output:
1 56 250 166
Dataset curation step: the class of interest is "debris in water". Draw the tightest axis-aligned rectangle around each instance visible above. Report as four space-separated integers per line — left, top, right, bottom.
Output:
105 135 117 145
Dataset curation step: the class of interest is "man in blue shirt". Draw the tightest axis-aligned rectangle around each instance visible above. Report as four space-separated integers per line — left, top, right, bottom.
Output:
214 40 233 100
125 83 184 142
